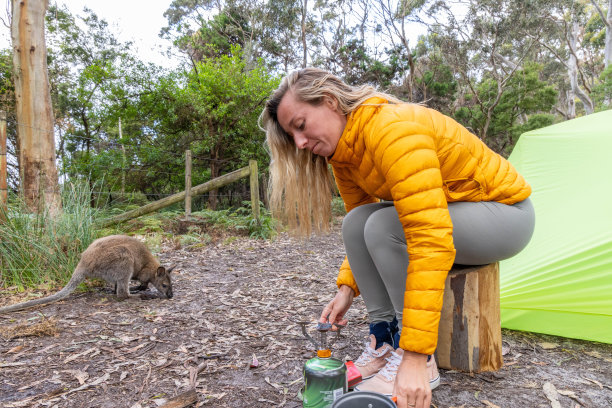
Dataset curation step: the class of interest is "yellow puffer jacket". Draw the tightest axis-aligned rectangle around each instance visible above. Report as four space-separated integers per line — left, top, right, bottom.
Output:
329 98 531 355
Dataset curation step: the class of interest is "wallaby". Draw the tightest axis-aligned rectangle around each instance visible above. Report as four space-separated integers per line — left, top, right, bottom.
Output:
0 235 174 314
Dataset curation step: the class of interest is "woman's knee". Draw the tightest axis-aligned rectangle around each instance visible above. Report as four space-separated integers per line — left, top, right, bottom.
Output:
342 203 386 241
363 206 405 251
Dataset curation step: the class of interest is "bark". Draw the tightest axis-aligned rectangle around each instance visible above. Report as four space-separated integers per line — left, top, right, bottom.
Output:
607 0 612 68
567 19 594 116
11 0 61 215
590 0 612 68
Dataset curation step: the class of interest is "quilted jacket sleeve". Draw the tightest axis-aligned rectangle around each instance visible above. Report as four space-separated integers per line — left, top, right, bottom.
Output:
369 120 456 355
333 166 379 297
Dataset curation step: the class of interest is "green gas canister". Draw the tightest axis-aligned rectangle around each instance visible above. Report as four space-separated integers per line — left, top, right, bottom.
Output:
298 322 347 408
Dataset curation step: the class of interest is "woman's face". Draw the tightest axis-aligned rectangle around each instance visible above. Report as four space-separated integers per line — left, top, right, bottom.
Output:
276 90 347 157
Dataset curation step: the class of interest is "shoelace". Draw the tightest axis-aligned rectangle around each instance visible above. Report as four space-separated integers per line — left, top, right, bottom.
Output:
355 343 388 366
378 350 402 381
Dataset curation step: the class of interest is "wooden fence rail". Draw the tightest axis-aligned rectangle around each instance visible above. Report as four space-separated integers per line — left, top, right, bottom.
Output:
99 160 259 228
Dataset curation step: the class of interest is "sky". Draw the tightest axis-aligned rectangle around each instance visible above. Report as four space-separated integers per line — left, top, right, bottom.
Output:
1 0 180 68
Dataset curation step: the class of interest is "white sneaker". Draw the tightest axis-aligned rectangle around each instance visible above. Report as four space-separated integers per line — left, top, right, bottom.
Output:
353 335 394 380
354 349 441 395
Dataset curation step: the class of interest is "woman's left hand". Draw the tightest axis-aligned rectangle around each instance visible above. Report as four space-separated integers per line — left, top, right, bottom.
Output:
393 350 431 408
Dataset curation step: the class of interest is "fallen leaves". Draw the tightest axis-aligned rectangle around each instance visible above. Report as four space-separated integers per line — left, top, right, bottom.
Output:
1 227 611 408
63 346 99 363
64 368 89 385
7 344 24 353
543 382 562 408
584 350 612 363
539 342 559 350
582 377 603 389
65 372 111 395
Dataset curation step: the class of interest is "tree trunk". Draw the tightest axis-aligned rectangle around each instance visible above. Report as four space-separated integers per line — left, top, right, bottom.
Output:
301 0 308 68
11 0 61 215
606 0 612 68
566 89 576 119
567 18 594 115
591 0 612 68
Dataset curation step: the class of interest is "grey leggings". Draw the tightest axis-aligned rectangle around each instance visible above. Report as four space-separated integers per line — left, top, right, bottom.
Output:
342 199 535 326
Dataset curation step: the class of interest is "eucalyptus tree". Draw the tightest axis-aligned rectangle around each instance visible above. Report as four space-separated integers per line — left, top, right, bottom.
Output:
307 0 401 89
364 0 429 100
262 0 305 70
590 0 611 68
588 0 612 109
11 0 61 215
162 0 306 71
410 34 458 113
497 0 609 117
310 0 372 78
422 1 530 139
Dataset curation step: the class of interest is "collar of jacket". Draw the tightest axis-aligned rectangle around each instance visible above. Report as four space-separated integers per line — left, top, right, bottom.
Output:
328 96 388 167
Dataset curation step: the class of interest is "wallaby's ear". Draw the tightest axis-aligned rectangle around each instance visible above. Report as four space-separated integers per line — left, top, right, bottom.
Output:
156 266 166 277
166 265 176 274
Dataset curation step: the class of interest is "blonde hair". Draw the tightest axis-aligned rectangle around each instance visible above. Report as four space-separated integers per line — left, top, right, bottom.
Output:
261 68 401 236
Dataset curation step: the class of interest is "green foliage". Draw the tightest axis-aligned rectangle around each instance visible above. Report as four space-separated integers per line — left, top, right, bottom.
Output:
412 34 458 111
454 62 557 154
583 6 606 49
592 66 612 111
162 0 304 70
46 5 167 198
509 113 557 145
139 46 279 207
234 202 278 239
333 39 398 88
0 49 13 107
177 8 250 60
331 197 347 217
192 201 276 240
0 182 101 289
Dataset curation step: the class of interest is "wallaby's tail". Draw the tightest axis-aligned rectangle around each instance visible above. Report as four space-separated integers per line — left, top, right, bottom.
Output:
0 268 85 314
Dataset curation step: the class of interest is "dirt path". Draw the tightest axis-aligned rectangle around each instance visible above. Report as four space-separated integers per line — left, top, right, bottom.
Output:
1 225 611 408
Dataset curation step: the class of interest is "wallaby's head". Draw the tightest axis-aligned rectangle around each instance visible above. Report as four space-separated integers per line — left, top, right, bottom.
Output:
152 265 174 299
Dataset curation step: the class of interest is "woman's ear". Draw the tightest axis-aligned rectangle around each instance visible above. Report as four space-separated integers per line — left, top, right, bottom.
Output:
324 94 339 111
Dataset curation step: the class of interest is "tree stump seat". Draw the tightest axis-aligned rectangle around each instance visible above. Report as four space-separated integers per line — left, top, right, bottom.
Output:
436 262 502 373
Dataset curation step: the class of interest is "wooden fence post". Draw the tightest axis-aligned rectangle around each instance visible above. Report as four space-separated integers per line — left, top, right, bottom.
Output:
185 150 192 218
249 160 259 222
1 110 7 221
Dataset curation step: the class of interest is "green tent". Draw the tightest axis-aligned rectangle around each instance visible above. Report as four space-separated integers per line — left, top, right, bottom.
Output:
501 110 612 344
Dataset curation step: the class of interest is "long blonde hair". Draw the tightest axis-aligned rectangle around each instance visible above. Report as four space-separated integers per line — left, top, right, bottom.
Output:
261 68 400 236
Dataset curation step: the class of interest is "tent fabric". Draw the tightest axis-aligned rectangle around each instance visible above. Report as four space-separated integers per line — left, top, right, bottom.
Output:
500 109 612 344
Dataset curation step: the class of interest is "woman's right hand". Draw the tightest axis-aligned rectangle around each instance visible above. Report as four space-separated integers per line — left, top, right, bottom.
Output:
319 285 355 327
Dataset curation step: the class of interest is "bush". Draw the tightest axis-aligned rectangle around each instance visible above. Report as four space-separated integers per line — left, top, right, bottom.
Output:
193 201 277 240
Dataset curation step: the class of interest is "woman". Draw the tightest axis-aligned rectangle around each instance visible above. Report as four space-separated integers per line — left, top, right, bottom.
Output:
261 68 534 408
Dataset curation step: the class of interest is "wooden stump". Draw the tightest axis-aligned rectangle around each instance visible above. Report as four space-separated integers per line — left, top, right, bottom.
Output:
436 262 502 373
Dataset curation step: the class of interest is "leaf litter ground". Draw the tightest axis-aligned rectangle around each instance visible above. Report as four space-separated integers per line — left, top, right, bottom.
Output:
1 222 611 408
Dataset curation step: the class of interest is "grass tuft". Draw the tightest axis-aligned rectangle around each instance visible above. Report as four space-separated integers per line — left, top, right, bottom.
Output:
0 181 101 289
